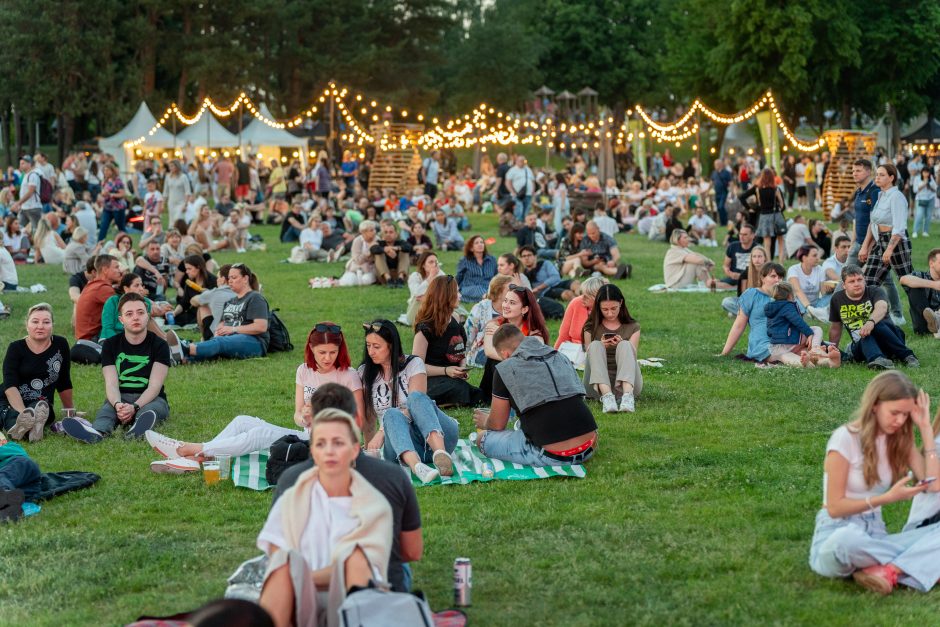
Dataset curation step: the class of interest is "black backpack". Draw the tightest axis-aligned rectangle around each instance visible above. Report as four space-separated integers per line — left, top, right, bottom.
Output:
266 435 310 485
267 307 293 353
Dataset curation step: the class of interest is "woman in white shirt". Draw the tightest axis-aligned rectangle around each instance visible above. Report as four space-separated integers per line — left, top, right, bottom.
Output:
32 216 66 265
858 164 914 290
338 220 379 287
258 408 392 627
911 168 937 238
402 251 445 326
787 245 833 320
809 371 940 595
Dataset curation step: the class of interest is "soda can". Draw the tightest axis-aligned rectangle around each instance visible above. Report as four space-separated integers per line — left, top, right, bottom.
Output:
165 311 175 326
454 557 472 607
481 462 494 479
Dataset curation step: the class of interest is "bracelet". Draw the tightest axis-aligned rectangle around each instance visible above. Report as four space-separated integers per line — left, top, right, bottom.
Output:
865 496 875 511
925 448 937 458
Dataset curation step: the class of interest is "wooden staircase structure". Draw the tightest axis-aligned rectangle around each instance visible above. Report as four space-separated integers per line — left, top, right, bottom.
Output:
820 130 877 220
367 123 425 195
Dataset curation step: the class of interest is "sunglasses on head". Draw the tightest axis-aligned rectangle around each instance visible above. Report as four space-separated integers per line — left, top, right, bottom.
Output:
362 322 384 333
315 323 341 334
508 284 528 294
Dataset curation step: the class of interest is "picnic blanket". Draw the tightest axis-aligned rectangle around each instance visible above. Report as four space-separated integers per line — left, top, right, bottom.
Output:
232 439 586 491
647 283 735 293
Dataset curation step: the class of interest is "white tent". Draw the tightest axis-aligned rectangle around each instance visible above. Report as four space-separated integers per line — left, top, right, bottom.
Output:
176 111 240 149
239 103 310 165
99 102 178 175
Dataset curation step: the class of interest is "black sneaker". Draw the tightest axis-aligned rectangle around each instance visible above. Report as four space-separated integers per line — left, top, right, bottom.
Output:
126 409 158 439
62 417 104 444
867 357 894 370
0 489 25 523
904 355 921 368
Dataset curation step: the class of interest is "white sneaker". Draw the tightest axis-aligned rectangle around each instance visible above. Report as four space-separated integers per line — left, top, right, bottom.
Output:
432 450 454 477
891 313 907 327
413 462 440 485
619 393 636 413
912 232 919 239
807 305 829 322
396 313 409 325
145 430 182 458
601 392 618 413
150 458 200 474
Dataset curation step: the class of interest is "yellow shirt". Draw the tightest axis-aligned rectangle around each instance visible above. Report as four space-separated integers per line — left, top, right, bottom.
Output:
804 161 816 184
269 166 286 193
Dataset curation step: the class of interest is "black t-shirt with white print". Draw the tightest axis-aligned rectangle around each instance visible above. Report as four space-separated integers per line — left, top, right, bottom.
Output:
220 290 270 352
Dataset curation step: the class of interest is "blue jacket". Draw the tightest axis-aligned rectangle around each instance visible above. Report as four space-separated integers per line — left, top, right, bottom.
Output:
764 299 814 345
524 260 561 292
456 254 497 302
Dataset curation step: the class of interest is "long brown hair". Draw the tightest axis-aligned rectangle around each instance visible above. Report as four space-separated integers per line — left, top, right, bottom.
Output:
848 371 918 487
582 284 635 344
499 284 550 344
746 245 769 288
757 167 776 189
414 275 458 337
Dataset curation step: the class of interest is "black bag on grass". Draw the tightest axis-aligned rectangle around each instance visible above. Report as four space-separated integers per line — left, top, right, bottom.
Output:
267 308 293 353
266 435 310 485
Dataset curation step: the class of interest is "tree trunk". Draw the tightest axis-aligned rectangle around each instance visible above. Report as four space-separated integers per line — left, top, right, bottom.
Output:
57 114 66 165
140 10 159 98
177 6 192 107
1 108 10 169
13 108 22 158
841 97 852 129
27 116 35 155
64 114 75 155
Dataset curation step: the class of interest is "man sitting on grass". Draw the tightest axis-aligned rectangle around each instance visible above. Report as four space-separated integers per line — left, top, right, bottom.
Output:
473 324 597 466
63 292 171 443
899 247 940 337
827 265 919 370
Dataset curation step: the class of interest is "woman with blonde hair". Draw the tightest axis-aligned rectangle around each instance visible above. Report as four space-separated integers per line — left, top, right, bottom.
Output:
465 274 512 368
258 408 391 627
721 245 768 317
809 371 940 595
32 216 66 265
338 220 378 287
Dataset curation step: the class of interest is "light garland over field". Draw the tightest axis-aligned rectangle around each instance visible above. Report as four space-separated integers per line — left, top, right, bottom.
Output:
123 84 824 154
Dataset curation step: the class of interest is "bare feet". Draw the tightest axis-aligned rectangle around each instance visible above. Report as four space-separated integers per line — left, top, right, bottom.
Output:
827 344 842 368
800 351 811 367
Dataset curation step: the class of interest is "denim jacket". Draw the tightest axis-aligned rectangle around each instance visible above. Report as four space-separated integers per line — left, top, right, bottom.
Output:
495 337 584 413
764 299 813 345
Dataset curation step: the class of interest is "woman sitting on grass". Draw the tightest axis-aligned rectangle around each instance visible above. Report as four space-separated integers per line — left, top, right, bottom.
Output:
146 323 364 473
496 253 531 289
107 232 136 273
555 276 608 350
413 275 482 407
258 408 392 627
581 284 642 413
809 371 940 595
172 254 217 327
402 251 444 326
359 319 458 485
721 244 768 317
719 263 785 363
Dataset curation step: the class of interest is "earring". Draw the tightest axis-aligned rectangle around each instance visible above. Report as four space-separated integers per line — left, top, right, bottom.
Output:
351 458 356 469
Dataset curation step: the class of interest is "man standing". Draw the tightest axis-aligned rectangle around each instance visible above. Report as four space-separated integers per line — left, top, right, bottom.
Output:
214 156 234 204
370 220 413 287
493 152 511 209
828 265 918 370
422 151 440 200
235 158 252 202
505 155 535 222
900 248 940 337
710 159 732 225
474 325 597 467
63 292 171 443
9 156 43 232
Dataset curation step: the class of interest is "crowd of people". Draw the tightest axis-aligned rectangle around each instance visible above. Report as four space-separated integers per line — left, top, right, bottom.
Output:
2 139 940 626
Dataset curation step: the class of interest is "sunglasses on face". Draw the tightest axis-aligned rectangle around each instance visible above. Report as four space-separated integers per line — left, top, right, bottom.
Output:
315 323 341 334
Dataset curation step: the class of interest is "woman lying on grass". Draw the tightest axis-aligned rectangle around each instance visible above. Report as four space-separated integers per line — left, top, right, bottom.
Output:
809 371 940 595
146 323 364 473
258 408 392 627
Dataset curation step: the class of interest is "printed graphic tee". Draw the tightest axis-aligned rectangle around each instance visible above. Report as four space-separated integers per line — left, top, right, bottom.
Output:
101 331 171 399
829 286 886 342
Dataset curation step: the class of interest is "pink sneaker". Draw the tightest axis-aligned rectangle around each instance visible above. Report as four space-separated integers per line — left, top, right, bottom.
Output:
852 564 899 595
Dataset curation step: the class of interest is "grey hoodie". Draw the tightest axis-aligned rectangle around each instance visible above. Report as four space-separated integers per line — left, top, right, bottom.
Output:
495 337 584 414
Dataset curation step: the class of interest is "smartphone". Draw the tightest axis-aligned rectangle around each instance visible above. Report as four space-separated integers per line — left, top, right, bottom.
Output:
602 333 617 341
917 477 936 487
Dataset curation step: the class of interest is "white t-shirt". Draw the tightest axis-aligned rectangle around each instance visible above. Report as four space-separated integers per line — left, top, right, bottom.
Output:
74 205 98 244
688 214 716 232
594 215 619 238
795 162 806 187
786 264 825 304
0 247 18 286
184 196 207 224
257 479 357 569
358 356 426 419
823 425 891 507
18 170 43 210
822 256 845 282
784 223 812 258
505 166 535 197
299 227 323 250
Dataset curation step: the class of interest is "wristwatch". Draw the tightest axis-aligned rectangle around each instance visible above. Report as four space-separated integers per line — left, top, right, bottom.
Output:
132 402 140 412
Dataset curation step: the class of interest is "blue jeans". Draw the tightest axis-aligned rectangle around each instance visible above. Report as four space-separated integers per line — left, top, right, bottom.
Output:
715 191 728 225
721 296 740 317
191 333 265 361
514 195 532 222
381 391 458 464
0 456 42 501
479 428 595 466
98 209 127 242
847 320 914 363
848 240 903 317
811 294 832 309
914 199 933 235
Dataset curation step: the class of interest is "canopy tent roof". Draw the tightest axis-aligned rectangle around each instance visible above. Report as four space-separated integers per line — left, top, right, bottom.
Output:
533 85 555 97
240 103 309 148
99 102 177 150
902 118 940 143
556 90 576 100
176 112 239 147
577 87 598 97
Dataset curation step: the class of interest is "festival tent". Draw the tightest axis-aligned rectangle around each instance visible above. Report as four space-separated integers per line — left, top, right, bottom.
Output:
239 103 310 166
99 102 178 175
176 111 240 150
902 117 940 144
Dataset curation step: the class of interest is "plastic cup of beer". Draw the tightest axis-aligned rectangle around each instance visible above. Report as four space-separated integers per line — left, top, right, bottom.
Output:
202 461 221 486
62 408 76 419
216 455 232 481
364 448 382 459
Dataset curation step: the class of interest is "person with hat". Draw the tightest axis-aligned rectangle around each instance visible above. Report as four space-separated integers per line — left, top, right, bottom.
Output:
9 156 43 233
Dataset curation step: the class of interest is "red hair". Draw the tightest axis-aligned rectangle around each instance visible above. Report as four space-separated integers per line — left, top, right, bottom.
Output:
304 321 351 370
757 168 776 189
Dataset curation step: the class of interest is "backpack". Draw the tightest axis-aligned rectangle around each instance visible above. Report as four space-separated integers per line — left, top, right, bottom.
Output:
266 307 293 353
338 587 435 627
265 435 310 486
417 158 427 185
30 172 53 204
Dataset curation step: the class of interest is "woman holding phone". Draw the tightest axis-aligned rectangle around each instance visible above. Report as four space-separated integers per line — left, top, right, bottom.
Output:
581 284 641 414
809 371 940 595
412 275 482 407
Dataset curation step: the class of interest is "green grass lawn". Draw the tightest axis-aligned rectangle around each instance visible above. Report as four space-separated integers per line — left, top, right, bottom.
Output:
1 214 939 626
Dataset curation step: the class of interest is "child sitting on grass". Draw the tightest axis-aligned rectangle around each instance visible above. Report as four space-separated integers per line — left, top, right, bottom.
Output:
0 430 40 522
764 282 840 368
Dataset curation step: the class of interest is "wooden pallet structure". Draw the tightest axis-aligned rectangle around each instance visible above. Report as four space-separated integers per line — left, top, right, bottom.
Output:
820 130 877 220
367 123 425 195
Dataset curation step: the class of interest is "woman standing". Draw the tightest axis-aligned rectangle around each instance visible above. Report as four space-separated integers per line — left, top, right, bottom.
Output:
912 167 936 238
258 409 392 627
741 168 786 262
147 323 364 472
582 284 642 413
552 172 569 234
1 303 73 442
720 263 785 363
455 235 497 303
97 164 128 242
809 372 940 595
359 320 458 485
858 164 914 293
163 160 192 225
782 155 797 209
413 276 482 407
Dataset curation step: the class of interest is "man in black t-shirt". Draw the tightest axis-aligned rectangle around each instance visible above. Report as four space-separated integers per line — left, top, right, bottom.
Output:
63 293 171 443
900 247 940 336
828 265 918 369
273 384 423 592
